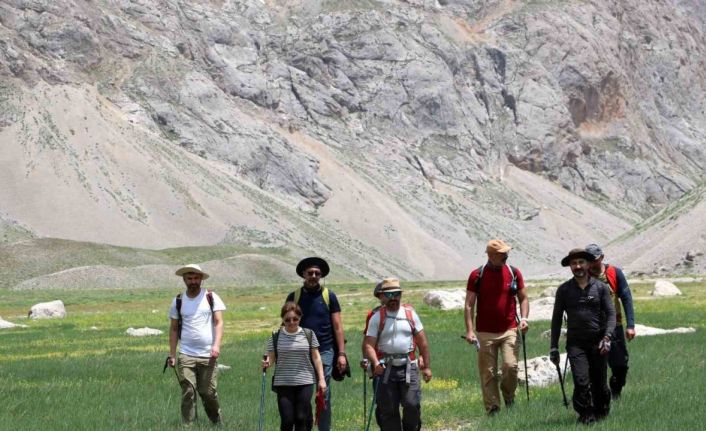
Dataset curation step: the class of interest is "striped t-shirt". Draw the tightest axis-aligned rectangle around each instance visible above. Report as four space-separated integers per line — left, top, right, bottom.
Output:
265 327 320 386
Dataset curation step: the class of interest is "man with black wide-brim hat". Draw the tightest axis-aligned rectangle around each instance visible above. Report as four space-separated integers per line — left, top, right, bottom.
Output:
550 248 616 425
286 257 348 431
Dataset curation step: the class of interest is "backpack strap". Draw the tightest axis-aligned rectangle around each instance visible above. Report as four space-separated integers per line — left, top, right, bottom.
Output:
294 287 330 312
374 305 418 359
604 264 618 293
176 293 183 339
176 290 216 340
206 289 214 312
272 329 280 362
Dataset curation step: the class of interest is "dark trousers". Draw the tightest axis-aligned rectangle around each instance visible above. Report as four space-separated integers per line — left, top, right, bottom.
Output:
374 364 421 431
608 326 629 396
275 384 314 431
567 341 611 419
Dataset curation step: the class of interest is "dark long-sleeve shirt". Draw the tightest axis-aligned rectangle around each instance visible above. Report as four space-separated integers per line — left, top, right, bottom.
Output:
550 278 616 349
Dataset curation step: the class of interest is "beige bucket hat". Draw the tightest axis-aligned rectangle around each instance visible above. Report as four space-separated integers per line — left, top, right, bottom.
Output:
175 264 210 280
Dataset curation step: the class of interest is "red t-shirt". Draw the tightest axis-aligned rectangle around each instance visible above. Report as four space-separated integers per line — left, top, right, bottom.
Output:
466 264 525 333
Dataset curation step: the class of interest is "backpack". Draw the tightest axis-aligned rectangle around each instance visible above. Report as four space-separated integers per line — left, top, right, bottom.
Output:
293 286 330 310
271 327 315 362
474 263 518 295
374 304 418 360
175 289 214 339
271 327 315 387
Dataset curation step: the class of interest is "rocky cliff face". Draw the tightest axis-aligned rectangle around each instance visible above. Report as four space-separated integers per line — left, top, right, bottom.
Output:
0 0 704 280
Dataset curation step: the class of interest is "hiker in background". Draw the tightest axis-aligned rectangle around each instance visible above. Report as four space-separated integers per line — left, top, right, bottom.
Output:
363 278 432 431
361 282 384 371
286 257 349 431
550 248 616 425
262 302 327 431
463 239 529 415
167 264 226 426
585 243 636 399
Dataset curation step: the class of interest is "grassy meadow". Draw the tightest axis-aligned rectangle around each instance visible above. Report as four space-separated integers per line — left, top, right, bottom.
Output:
0 280 704 430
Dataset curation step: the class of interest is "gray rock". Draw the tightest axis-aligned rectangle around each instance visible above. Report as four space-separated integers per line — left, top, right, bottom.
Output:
423 289 466 311
518 353 570 388
28 300 66 319
651 280 682 297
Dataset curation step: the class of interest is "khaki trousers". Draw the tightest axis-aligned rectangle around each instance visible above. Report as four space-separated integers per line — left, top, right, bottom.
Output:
176 353 221 424
477 329 519 412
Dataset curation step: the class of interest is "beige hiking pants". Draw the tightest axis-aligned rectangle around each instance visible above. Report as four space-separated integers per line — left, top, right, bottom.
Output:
477 329 519 412
176 353 221 424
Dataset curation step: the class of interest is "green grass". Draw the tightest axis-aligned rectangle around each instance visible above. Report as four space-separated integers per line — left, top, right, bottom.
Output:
0 281 704 430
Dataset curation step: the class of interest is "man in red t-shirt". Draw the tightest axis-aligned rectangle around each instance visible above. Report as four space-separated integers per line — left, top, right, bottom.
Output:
464 239 529 415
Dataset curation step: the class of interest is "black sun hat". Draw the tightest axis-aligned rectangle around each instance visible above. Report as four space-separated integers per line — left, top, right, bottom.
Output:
296 257 330 278
560 248 596 267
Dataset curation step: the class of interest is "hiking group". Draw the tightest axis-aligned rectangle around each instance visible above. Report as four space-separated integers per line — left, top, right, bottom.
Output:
166 239 635 430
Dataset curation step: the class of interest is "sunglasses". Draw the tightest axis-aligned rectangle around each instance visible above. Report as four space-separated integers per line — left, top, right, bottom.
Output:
383 291 401 299
284 317 300 323
305 270 321 276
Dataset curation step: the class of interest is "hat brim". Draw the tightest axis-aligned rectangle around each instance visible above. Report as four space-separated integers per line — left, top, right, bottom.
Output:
175 267 210 280
561 251 596 267
381 287 402 293
296 257 330 278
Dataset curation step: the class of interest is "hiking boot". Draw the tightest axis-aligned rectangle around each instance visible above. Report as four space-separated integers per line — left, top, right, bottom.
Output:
487 405 500 416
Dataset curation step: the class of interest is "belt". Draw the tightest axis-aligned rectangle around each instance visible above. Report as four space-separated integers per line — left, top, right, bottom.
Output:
381 353 417 384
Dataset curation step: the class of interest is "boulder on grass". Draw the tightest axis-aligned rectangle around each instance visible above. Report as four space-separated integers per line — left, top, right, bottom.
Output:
28 300 66 319
651 280 682 297
126 327 163 337
0 316 28 329
423 289 466 310
518 353 570 387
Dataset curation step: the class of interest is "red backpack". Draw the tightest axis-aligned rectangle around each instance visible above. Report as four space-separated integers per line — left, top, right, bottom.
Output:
373 304 418 360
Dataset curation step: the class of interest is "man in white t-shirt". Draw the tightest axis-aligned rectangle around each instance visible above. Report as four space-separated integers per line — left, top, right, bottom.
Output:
363 278 432 431
167 264 226 426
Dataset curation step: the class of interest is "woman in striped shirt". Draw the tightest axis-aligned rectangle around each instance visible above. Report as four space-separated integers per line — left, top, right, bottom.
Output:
263 302 327 431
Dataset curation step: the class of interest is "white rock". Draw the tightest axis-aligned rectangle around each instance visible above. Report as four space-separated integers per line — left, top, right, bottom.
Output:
28 300 66 319
423 289 466 310
0 316 28 329
528 297 555 321
126 327 163 336
651 280 682 296
518 353 570 387
633 324 695 336
90 326 99 330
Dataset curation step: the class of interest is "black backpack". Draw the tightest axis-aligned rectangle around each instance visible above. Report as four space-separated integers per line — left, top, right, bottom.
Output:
175 290 214 339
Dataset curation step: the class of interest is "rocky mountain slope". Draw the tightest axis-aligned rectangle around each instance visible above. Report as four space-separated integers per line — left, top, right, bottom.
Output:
0 0 704 287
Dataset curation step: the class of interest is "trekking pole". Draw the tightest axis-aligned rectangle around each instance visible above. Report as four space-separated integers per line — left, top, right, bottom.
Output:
365 364 383 431
362 360 368 426
554 360 569 409
258 356 267 431
520 330 530 402
562 314 569 382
